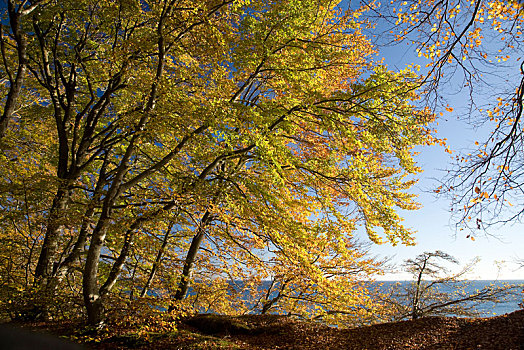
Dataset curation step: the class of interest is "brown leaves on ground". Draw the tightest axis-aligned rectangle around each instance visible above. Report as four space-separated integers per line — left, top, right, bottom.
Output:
183 311 524 349
7 310 524 349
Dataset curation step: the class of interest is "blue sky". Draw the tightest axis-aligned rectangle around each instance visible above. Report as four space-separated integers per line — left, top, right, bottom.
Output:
343 2 524 280
370 116 524 280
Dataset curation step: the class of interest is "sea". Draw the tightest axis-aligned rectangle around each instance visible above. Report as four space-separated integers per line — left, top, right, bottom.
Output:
376 280 524 317
170 280 524 318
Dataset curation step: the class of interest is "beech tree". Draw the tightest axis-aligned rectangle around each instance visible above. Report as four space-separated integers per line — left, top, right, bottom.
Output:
0 0 436 327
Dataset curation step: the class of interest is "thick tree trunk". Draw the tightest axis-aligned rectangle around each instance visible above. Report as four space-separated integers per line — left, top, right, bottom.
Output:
84 293 105 328
34 187 70 282
26 186 70 320
49 202 96 286
83 217 110 327
0 58 26 138
82 117 146 326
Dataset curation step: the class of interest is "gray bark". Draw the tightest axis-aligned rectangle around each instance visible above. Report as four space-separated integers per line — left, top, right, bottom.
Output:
34 187 70 282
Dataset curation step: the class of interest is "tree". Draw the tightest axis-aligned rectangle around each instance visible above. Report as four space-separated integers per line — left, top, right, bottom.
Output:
0 0 435 327
358 0 523 232
382 251 519 320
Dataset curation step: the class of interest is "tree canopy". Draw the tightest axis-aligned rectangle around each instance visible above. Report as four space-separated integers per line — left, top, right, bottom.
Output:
5 0 521 331
0 0 438 327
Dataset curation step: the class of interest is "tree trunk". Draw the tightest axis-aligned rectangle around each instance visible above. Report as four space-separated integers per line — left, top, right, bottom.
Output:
260 278 289 314
172 211 211 305
141 222 173 298
84 292 105 328
0 3 29 140
411 259 427 320
34 187 70 282
83 217 110 328
82 127 150 326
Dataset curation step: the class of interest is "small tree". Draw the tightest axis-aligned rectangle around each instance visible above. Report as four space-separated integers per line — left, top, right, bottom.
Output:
384 251 519 320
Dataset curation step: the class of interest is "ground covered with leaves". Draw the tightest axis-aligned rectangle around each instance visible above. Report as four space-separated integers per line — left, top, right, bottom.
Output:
6 310 524 349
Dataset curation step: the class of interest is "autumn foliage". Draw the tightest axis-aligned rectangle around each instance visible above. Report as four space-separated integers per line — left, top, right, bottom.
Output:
0 0 441 329
367 0 524 231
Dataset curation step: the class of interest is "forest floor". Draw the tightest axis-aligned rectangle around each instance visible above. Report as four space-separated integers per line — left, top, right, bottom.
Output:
5 309 524 349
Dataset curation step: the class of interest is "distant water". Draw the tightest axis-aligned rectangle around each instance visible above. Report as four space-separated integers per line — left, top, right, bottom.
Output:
377 280 524 317
181 280 523 318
